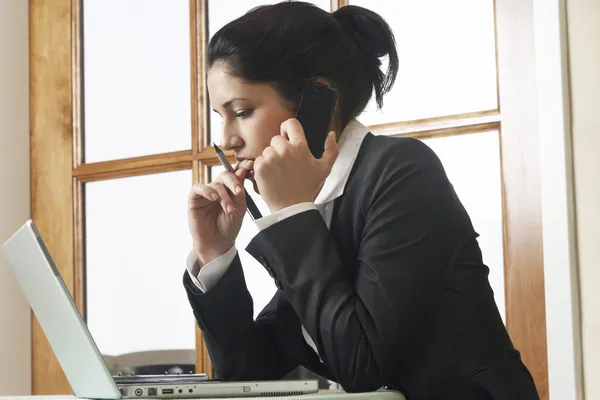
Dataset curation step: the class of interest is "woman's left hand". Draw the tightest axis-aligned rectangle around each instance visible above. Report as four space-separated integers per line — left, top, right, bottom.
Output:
254 118 339 213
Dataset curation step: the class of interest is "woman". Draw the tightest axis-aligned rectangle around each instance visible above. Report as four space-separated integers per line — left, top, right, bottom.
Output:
183 2 539 399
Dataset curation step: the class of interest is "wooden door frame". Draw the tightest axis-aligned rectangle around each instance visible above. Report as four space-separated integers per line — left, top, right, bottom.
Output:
495 0 548 397
30 0 77 393
29 0 549 397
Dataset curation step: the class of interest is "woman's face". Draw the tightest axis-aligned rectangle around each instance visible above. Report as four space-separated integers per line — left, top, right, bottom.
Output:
207 62 296 166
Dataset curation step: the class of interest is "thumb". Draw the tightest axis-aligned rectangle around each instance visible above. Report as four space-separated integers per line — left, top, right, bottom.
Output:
320 131 339 171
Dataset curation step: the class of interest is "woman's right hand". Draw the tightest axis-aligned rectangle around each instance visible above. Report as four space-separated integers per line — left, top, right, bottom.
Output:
188 160 253 266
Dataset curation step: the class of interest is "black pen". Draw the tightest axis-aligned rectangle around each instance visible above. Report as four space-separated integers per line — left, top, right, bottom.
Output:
213 143 263 221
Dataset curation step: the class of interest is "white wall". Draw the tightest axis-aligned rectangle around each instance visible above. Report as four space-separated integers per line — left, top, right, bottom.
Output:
0 0 32 396
566 1 600 399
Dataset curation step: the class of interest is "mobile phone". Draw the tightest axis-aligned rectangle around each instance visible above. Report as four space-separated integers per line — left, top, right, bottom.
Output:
295 83 339 159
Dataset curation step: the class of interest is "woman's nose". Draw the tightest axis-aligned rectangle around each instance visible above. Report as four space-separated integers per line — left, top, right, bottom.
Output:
219 123 244 151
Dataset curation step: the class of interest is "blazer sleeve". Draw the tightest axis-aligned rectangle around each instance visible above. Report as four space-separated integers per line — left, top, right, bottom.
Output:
183 252 299 380
245 139 472 392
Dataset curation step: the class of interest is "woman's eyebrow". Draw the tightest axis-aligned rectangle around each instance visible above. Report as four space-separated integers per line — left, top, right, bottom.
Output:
220 97 250 109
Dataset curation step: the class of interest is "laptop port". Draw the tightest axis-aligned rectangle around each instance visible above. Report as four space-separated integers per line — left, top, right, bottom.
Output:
147 388 157 396
134 388 143 396
162 389 174 395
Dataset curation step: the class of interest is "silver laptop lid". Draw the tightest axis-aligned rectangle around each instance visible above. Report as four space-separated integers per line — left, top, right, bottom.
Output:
2 220 121 399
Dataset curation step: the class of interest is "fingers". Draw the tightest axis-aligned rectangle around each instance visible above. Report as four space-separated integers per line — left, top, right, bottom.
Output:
254 154 265 175
235 159 254 181
211 182 237 214
280 118 307 146
191 182 233 214
235 159 254 171
234 166 248 181
192 169 247 214
219 170 245 196
191 183 219 203
261 146 277 162
269 135 288 153
319 131 339 173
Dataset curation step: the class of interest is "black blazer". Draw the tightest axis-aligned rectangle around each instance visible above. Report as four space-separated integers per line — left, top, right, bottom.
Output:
183 133 540 400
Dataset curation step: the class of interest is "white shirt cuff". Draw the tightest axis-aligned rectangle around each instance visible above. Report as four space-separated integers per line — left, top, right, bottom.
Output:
254 202 317 231
186 245 237 292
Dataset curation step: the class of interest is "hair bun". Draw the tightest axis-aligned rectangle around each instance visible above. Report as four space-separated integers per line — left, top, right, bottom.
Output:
333 5 398 109
333 6 388 58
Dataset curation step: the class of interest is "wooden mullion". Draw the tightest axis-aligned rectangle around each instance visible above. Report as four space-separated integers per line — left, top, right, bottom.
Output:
190 0 200 157
73 177 85 317
192 125 504 176
195 154 213 379
77 161 192 183
330 0 344 12
201 162 209 184
195 146 234 161
402 121 501 141
74 150 193 178
367 109 500 136
72 0 86 324
336 0 349 9
198 158 226 168
195 114 501 166
493 0 502 116
72 110 501 180
193 161 200 183
199 0 210 151
194 0 214 378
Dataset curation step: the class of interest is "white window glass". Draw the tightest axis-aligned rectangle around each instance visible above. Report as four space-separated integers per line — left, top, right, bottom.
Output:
83 0 192 162
210 166 276 318
85 170 195 359
349 0 498 125
423 131 505 320
207 0 331 144
208 0 330 39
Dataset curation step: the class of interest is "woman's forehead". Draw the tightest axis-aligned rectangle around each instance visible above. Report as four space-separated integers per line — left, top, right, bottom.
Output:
207 66 282 106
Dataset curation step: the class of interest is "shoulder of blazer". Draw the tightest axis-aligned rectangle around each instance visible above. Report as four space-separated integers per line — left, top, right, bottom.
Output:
343 132 448 202
353 133 443 174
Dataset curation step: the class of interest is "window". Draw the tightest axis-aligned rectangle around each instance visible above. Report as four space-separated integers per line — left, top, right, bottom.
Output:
30 0 547 396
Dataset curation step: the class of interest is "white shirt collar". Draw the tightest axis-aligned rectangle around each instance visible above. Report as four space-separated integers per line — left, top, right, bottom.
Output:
314 119 370 205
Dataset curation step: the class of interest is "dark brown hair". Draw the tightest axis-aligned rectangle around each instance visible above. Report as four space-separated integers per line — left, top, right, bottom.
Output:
207 1 399 126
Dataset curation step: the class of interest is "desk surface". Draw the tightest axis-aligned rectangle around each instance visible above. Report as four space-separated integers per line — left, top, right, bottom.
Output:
4 391 406 400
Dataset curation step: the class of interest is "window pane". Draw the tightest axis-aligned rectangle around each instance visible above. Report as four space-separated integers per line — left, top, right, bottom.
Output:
349 0 498 125
207 0 330 144
85 170 195 367
210 166 276 318
83 0 192 163
208 0 331 40
423 131 505 320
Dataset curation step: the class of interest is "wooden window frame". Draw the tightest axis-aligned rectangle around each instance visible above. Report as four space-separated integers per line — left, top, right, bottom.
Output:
29 0 548 398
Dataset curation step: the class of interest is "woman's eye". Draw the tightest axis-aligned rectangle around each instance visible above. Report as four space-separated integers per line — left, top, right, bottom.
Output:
235 109 253 119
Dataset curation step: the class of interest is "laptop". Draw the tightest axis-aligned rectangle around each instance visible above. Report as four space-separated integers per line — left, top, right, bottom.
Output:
1 220 319 399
